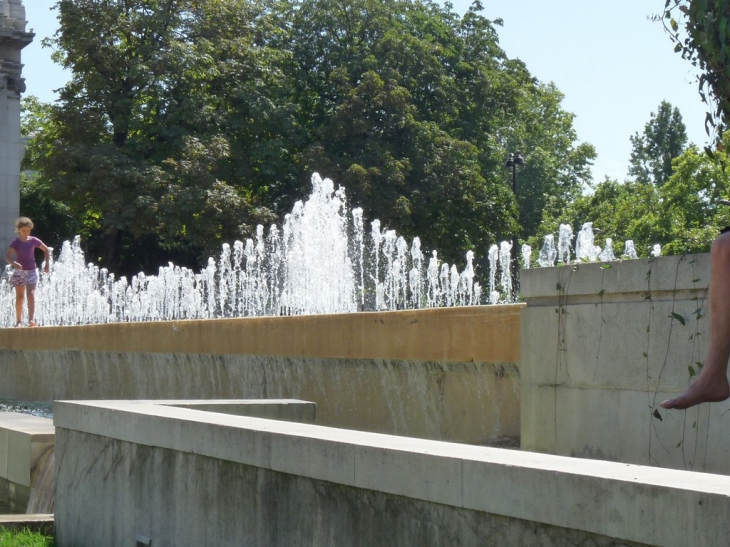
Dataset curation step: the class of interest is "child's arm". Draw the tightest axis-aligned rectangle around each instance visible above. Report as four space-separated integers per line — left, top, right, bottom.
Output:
38 243 50 273
4 247 20 270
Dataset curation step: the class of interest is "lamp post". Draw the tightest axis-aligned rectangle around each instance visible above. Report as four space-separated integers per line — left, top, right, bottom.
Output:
504 150 524 301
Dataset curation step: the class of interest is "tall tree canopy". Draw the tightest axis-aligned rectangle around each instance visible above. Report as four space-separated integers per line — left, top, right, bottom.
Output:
27 0 594 275
628 100 688 186
36 0 276 271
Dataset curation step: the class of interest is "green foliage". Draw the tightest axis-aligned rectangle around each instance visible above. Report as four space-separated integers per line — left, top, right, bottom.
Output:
35 0 274 273
27 0 593 274
275 0 594 262
532 131 730 257
628 100 688 186
19 172 78 250
658 134 730 254
20 96 81 246
530 177 662 257
662 0 730 143
284 0 502 254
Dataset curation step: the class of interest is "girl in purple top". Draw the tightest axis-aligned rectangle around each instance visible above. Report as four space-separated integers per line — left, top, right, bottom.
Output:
4 217 50 327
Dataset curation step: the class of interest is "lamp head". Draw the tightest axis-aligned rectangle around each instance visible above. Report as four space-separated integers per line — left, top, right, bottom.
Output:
505 151 525 169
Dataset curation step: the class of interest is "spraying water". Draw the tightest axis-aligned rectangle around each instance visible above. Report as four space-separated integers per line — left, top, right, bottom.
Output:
1 174 491 326
498 241 513 302
624 241 638 259
521 244 532 269
0 173 663 327
598 238 615 262
557 224 573 263
538 235 557 267
575 222 598 262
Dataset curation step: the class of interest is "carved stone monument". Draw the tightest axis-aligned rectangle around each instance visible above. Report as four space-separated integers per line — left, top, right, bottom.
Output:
0 0 32 254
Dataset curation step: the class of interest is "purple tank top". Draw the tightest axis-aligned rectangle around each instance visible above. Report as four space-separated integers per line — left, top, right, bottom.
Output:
9 236 43 270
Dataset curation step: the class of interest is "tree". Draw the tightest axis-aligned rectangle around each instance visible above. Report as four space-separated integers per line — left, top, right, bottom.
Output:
19 96 81 248
35 0 276 273
499 82 596 240
662 0 730 145
275 0 594 264
531 132 730 258
628 101 688 186
31 0 594 276
658 134 730 254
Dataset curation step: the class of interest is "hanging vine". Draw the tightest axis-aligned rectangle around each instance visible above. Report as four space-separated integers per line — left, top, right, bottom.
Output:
661 0 730 147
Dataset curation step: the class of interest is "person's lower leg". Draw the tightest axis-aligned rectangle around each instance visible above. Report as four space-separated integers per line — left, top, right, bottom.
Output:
27 290 35 324
661 234 730 409
14 288 24 325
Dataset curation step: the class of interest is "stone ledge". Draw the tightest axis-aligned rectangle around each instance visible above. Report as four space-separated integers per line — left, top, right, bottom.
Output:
521 253 710 299
0 306 522 363
0 514 53 534
55 400 730 547
0 413 53 487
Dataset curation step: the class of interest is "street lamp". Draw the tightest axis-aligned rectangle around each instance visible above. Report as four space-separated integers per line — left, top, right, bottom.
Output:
504 150 524 301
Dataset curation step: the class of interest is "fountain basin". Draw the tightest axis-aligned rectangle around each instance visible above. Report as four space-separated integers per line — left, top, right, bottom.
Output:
0 306 522 445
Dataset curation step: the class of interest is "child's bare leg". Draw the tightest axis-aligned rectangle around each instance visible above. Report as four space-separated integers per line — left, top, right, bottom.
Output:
661 232 730 409
14 286 25 326
26 285 36 325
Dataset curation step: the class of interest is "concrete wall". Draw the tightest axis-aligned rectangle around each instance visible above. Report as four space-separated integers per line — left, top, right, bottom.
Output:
0 412 53 513
0 306 522 444
55 399 730 547
520 253 729 473
0 400 311 515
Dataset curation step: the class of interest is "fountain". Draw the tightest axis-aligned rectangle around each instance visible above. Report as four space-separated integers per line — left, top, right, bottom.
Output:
2 173 583 324
521 244 532 269
0 178 712 544
538 234 557 267
624 240 638 259
1 172 665 327
1 174 497 327
557 223 573 263
598 237 615 262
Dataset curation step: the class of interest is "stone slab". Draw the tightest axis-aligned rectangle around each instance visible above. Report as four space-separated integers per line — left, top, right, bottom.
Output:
0 413 53 487
53 400 730 547
0 514 53 534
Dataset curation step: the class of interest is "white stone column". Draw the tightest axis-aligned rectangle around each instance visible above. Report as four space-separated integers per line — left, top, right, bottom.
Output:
0 71 16 252
0 0 32 254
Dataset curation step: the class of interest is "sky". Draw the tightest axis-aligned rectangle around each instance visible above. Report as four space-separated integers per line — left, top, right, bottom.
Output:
21 0 708 184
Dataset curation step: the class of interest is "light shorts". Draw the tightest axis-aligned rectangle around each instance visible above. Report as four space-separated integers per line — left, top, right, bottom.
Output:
9 269 38 288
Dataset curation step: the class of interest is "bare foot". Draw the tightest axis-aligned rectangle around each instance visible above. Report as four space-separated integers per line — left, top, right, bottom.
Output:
661 372 730 410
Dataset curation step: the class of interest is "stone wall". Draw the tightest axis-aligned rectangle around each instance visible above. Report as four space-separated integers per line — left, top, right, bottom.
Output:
0 306 522 444
520 253 729 473
54 400 730 547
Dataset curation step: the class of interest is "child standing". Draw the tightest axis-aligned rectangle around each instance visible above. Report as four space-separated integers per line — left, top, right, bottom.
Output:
4 217 50 327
